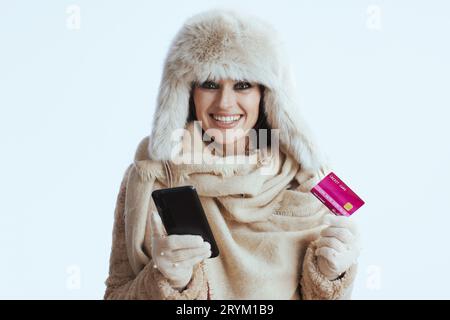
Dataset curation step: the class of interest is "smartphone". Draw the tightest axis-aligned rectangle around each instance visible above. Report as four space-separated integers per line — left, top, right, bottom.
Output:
151 185 219 258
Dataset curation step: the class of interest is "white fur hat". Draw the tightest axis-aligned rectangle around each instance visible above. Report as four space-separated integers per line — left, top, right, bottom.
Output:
148 8 329 172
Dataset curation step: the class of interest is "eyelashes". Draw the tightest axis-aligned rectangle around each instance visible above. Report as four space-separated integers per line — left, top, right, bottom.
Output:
200 80 252 90
235 81 252 90
200 81 218 89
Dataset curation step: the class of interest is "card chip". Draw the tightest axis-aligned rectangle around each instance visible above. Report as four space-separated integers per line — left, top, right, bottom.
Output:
344 202 353 211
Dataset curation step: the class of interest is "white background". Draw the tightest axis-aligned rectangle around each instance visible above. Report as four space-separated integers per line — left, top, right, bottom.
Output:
1 0 449 299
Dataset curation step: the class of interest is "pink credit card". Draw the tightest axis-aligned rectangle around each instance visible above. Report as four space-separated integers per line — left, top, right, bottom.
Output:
311 172 365 217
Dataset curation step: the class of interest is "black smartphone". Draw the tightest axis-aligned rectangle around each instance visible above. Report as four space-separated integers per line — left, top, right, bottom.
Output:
151 185 219 258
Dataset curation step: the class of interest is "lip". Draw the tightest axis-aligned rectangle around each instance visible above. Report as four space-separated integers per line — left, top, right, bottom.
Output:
209 114 244 129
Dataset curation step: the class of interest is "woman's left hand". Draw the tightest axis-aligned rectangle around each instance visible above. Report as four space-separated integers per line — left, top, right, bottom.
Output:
315 214 361 280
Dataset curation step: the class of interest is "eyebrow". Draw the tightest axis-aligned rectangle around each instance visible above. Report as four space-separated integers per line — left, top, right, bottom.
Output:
202 79 251 84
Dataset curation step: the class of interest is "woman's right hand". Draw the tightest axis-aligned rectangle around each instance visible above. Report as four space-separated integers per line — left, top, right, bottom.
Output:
150 211 212 291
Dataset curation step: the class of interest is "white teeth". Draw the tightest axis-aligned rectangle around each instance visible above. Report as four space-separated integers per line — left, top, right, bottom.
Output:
212 114 241 122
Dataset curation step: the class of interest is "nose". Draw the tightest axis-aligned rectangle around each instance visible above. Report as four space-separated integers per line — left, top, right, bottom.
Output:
217 86 237 110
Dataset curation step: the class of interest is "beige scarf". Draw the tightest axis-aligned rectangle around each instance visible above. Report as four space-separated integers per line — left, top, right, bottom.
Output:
124 122 332 299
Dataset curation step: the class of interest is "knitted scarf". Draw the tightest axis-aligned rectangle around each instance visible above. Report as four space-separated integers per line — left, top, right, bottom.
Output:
124 122 332 299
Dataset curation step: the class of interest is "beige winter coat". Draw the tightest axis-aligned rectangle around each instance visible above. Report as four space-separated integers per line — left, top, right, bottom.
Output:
103 134 357 300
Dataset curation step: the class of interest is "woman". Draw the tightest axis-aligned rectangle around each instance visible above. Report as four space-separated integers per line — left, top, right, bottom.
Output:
104 8 360 300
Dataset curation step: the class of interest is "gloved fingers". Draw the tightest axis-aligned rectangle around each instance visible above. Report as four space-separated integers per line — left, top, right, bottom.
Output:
168 243 211 262
158 261 192 281
163 234 204 251
315 240 361 276
176 250 211 269
316 236 347 253
323 214 359 237
150 211 168 238
317 255 340 278
315 246 339 268
320 226 355 245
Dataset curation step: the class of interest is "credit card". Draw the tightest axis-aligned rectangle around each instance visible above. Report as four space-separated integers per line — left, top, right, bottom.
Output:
311 172 365 216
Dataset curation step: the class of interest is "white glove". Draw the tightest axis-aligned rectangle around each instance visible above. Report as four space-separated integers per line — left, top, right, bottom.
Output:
150 211 212 291
315 214 361 280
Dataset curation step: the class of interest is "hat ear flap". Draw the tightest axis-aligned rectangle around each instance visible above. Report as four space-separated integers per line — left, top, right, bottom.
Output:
148 78 190 161
263 65 327 172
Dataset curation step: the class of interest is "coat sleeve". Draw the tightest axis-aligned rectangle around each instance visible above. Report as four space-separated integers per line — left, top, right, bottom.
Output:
299 239 358 300
103 164 209 300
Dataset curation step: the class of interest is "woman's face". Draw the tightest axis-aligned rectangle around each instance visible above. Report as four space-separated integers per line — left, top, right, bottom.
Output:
193 78 261 148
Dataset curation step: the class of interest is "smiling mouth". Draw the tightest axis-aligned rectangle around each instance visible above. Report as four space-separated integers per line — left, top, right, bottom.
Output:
209 114 243 123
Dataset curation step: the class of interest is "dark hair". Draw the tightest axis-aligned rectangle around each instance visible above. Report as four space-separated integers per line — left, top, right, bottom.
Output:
187 82 272 149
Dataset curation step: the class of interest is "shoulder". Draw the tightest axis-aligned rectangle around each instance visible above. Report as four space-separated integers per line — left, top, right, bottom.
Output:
134 135 151 161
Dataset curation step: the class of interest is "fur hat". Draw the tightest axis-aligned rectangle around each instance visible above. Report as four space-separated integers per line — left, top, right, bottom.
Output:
148 8 329 172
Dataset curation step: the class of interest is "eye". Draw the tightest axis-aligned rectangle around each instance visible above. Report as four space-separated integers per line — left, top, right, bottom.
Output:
235 81 252 90
200 81 219 89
